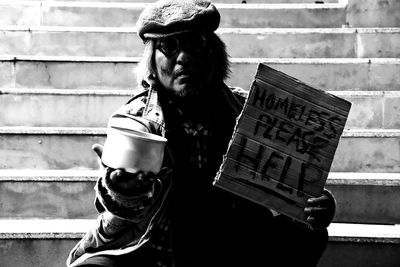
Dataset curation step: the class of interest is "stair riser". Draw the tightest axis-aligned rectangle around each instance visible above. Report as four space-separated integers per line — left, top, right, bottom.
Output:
6 1 400 28
5 61 138 90
326 184 400 224
1 134 400 172
346 94 400 129
231 61 400 91
0 238 399 267
0 60 399 91
2 180 399 224
0 93 130 127
2 30 400 58
0 239 77 267
223 31 400 58
347 0 400 27
1 92 398 129
0 5 40 26
318 241 400 267
0 5 346 28
0 181 98 219
0 134 104 170
16 0 339 3
332 136 400 172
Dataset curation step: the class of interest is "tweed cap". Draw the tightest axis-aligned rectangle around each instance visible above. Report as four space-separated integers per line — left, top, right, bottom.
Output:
136 0 220 40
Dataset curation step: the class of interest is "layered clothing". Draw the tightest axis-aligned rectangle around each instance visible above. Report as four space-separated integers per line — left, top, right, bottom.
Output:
67 83 328 267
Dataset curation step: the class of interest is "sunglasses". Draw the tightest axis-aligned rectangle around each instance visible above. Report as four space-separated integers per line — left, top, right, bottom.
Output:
156 33 207 57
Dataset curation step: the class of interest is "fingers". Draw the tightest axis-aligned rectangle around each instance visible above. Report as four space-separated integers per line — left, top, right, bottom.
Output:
109 169 124 183
109 169 155 192
304 194 336 228
307 194 329 207
305 215 329 229
304 206 328 214
109 169 136 191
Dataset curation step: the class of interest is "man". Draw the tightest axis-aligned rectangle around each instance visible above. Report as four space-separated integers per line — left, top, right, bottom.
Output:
67 0 336 266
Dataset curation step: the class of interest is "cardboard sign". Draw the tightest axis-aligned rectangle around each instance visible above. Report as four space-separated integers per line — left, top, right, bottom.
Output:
214 63 352 225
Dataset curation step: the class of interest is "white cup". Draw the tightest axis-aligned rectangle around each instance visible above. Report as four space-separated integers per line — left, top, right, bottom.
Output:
101 125 167 174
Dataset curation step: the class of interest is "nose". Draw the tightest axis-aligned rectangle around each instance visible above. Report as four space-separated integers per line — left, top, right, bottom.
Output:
176 49 193 65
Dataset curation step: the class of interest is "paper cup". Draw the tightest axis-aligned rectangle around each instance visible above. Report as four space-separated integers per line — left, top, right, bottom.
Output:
101 126 167 174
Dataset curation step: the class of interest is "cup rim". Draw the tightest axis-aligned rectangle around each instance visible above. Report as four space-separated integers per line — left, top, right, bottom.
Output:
110 126 167 143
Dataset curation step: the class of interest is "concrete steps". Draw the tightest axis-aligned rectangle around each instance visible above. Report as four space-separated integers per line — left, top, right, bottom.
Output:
1 170 399 224
3 0 400 28
0 219 398 267
346 0 400 28
0 0 398 265
0 127 400 172
318 223 400 267
326 172 400 224
0 1 347 28
0 170 99 219
0 89 133 127
1 89 400 129
0 219 91 267
0 56 399 91
4 0 399 28
1 26 400 58
17 0 340 3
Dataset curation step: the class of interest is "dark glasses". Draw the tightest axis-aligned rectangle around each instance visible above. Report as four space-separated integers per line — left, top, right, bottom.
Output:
156 33 207 56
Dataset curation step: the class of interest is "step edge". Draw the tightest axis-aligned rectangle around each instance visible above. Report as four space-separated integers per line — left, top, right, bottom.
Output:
0 169 100 181
2 55 400 64
328 223 400 243
1 170 400 185
0 126 399 137
6 26 400 34
2 1 347 9
1 220 398 243
0 88 135 95
3 89 399 97
0 126 106 135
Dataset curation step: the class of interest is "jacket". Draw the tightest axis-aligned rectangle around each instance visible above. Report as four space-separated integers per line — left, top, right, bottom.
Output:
67 83 328 267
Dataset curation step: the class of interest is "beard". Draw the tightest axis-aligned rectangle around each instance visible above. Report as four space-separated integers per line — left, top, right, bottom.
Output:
174 85 200 98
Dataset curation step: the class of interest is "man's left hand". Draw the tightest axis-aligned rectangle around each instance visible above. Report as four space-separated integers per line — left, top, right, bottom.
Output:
304 189 336 229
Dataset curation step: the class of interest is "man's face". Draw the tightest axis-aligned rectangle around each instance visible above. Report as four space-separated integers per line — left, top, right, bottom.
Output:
154 32 215 98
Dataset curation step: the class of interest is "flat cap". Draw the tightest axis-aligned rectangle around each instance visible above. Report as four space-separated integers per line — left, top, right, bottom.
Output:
137 0 220 40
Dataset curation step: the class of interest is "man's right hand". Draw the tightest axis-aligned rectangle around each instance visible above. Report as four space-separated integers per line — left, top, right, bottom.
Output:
92 143 155 192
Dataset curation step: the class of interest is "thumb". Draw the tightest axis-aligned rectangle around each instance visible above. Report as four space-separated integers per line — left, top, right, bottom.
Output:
92 144 106 169
92 143 103 159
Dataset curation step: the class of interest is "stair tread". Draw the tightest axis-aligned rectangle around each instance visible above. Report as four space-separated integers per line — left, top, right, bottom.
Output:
0 56 397 91
1 169 400 185
0 219 398 242
1 89 400 129
2 26 399 58
2 55 400 62
329 223 400 243
0 219 93 234
2 88 400 96
2 1 346 9
0 126 399 136
2 25 399 32
0 170 398 224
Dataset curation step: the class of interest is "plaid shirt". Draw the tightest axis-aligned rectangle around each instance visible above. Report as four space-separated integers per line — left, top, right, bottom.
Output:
146 90 246 266
146 103 213 267
178 113 211 170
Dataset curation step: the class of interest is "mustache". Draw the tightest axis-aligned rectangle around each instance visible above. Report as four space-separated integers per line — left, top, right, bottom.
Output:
173 68 197 78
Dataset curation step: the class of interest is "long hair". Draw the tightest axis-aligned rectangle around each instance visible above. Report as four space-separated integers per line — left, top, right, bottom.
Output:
135 32 231 89
135 39 158 89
